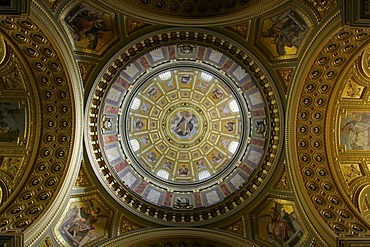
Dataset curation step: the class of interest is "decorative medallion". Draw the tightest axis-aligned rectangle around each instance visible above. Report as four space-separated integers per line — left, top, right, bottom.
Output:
358 185 370 222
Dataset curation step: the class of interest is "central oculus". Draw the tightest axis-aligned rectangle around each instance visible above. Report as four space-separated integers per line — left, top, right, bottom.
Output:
125 66 243 183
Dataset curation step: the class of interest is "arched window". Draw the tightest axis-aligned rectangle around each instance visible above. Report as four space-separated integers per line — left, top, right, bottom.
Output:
159 71 171 81
200 71 212 82
229 99 239 113
131 97 141 110
228 141 239 154
198 170 211 180
157 169 170 180
130 139 140 152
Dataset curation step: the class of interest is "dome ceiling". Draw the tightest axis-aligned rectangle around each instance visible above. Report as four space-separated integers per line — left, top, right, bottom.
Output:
85 30 283 225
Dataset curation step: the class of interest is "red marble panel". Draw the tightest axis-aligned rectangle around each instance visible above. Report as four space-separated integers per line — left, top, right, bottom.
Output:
168 45 176 60
163 192 173 207
220 182 231 196
250 138 265 147
222 59 234 72
140 57 151 70
104 105 119 114
134 180 148 195
251 109 266 117
104 135 118 144
240 80 254 92
194 192 202 208
197 46 205 60
114 160 128 173
116 76 130 89
239 163 254 176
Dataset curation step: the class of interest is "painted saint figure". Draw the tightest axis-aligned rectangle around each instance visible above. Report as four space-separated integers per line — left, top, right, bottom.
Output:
341 112 370 150
60 200 107 247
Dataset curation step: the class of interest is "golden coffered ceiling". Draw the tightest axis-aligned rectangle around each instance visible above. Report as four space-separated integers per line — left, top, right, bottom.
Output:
0 0 370 246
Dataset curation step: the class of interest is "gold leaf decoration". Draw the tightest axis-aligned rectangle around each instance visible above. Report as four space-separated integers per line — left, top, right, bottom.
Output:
77 61 95 89
74 160 93 188
220 217 244 236
43 0 62 12
276 68 293 96
274 164 290 191
38 236 53 247
341 164 362 185
341 78 365 99
0 37 6 65
308 0 336 20
121 215 146 234
358 185 370 223
227 22 250 40
125 17 150 36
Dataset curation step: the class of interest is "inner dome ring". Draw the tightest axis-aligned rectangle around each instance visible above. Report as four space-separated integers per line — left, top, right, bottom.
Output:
122 63 247 187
